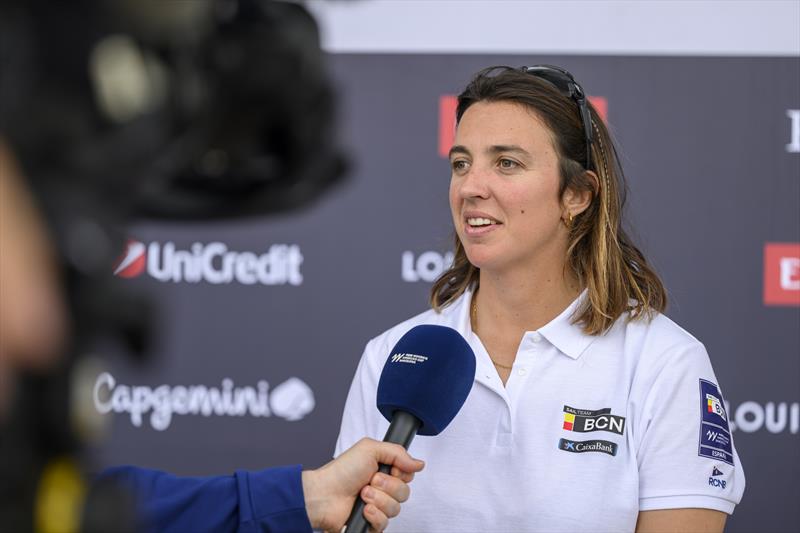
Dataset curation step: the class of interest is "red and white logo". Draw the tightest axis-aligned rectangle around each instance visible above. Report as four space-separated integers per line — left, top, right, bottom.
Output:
764 242 800 306
112 239 304 286
438 94 608 158
113 240 147 278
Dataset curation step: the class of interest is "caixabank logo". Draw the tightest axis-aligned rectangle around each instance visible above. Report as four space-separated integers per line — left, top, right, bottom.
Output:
763 242 800 306
114 239 304 286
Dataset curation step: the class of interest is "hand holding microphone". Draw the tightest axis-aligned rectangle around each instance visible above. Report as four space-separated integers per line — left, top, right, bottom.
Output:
87 325 473 533
343 325 477 533
302 438 424 533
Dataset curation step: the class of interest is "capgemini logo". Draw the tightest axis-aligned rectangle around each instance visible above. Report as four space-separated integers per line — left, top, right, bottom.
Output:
269 378 316 422
93 373 316 430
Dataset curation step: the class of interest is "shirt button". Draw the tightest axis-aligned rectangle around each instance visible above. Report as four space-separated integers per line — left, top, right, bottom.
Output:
518 368 528 376
531 333 542 343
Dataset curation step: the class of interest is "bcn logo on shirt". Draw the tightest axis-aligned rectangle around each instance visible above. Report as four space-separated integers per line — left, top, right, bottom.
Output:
562 405 626 435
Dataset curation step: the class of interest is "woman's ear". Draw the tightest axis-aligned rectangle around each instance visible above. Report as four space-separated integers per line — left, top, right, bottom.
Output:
561 170 598 218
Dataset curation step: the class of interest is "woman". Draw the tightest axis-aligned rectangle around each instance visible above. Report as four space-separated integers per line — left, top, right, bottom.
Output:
335 66 745 532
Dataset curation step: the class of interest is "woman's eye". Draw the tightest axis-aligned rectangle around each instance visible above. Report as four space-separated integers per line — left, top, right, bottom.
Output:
498 158 519 169
451 160 469 172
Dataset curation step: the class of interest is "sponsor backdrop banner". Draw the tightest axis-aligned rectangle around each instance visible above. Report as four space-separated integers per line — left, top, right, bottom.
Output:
94 55 799 532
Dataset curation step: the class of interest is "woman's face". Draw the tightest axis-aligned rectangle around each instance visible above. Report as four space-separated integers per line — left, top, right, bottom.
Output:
449 100 568 274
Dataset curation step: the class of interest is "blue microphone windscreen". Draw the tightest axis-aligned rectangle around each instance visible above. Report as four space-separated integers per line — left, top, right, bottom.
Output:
376 325 476 436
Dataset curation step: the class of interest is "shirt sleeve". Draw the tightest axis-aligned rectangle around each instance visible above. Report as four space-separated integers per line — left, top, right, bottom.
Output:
96 464 312 533
633 340 745 514
334 337 386 458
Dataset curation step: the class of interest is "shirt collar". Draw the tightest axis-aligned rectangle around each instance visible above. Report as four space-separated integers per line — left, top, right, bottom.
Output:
537 289 596 359
457 287 596 360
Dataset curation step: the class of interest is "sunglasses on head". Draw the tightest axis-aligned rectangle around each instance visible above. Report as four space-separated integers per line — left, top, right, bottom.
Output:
520 65 593 170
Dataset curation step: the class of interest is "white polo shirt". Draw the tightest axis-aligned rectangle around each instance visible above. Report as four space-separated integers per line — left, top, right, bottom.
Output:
335 289 745 532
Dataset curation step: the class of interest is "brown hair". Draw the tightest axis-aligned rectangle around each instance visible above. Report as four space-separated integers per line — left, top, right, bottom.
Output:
430 66 666 335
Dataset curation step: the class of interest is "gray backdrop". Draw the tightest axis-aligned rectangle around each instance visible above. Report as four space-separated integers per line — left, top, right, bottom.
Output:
94 54 800 532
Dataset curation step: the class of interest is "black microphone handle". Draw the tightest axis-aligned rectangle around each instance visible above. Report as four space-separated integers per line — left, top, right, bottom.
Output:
342 411 421 533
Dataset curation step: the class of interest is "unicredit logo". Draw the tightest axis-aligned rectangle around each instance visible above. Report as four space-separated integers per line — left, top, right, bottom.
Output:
114 240 147 278
114 239 303 285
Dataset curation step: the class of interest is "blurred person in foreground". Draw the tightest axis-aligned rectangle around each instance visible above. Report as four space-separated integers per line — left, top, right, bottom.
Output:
335 66 745 532
0 0 423 530
0 138 424 533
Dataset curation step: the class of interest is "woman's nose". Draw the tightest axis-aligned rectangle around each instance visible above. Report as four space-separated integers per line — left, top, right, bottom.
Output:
457 165 491 200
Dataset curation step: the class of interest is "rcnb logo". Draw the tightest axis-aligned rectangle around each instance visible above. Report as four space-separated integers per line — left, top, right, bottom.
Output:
114 239 303 285
708 466 726 489
402 251 454 283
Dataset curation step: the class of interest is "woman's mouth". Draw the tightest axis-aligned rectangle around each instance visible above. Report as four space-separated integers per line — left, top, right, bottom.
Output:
464 216 501 236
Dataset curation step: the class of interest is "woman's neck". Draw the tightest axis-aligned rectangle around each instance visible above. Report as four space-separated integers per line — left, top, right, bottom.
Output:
475 262 581 334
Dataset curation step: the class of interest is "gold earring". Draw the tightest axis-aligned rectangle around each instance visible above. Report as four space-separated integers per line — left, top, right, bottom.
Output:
563 212 573 228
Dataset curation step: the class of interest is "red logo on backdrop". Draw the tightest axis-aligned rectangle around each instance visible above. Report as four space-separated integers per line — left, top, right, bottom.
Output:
438 95 459 158
438 94 609 158
764 243 800 306
114 240 147 278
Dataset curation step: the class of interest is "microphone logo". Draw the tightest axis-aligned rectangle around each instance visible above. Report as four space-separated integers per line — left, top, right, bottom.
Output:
390 353 429 364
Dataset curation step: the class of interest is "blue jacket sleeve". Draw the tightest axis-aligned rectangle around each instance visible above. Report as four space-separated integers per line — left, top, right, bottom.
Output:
97 464 313 533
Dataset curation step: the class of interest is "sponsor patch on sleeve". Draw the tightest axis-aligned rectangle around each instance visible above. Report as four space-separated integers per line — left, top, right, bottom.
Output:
698 379 734 466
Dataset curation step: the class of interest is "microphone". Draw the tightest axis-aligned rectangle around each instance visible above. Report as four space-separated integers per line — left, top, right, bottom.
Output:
343 325 476 533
